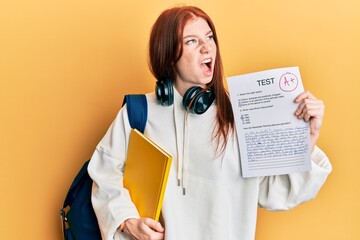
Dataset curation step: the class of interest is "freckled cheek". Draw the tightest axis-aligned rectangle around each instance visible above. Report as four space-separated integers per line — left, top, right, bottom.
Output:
177 60 198 79
212 45 217 56
183 57 198 70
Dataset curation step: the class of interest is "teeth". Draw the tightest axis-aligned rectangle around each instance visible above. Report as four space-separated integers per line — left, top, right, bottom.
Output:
202 59 211 64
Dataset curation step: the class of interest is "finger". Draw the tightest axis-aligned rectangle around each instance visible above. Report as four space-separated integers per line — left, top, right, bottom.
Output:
140 219 165 240
303 109 322 122
294 90 316 103
143 218 164 232
150 231 165 240
295 100 323 118
298 106 324 121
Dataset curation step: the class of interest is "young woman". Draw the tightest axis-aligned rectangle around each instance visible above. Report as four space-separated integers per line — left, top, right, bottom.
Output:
88 6 331 240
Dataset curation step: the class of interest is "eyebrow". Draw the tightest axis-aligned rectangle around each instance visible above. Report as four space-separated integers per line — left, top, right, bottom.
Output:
183 30 213 39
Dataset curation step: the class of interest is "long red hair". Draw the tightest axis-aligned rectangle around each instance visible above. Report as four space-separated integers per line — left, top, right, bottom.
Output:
149 6 234 152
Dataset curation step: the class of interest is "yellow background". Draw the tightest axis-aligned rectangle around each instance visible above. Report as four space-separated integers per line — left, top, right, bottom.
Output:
1 0 359 239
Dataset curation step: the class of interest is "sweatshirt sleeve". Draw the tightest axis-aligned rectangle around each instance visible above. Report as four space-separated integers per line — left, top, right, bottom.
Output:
88 106 140 240
258 145 332 211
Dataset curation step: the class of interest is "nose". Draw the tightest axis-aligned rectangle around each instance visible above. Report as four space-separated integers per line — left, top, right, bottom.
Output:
200 40 211 53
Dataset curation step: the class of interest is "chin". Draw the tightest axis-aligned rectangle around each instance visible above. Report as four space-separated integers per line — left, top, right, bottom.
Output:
203 76 213 85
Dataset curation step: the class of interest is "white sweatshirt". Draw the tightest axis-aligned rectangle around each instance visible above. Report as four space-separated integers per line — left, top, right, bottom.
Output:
88 89 332 240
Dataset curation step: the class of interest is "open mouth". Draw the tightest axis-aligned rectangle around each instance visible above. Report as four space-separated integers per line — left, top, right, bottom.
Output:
201 58 212 72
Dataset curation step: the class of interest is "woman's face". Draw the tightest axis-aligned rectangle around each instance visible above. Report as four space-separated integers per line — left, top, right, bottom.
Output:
174 17 217 96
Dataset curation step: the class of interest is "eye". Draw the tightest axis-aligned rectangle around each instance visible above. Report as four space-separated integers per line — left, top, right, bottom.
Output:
207 35 214 41
185 39 197 45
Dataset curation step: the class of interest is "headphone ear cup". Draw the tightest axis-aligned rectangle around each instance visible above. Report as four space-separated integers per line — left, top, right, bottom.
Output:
183 86 215 114
155 81 163 104
155 79 174 106
182 86 202 113
193 89 215 114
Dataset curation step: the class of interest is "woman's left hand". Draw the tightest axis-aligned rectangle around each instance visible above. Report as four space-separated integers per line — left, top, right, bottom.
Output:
294 91 325 152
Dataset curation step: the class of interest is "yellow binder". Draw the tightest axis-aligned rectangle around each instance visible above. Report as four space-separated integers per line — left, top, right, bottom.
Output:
123 128 172 221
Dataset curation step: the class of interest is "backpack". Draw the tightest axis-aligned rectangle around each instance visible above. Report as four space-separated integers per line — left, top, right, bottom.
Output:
60 94 148 240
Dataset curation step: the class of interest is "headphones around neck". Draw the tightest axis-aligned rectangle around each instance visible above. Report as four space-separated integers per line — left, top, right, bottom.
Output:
155 79 215 115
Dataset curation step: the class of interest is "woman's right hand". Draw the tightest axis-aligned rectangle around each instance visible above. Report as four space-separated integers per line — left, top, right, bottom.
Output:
123 217 165 240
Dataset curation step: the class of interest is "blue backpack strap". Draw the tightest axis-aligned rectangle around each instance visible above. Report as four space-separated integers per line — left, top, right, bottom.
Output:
61 94 148 240
122 94 148 133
